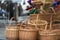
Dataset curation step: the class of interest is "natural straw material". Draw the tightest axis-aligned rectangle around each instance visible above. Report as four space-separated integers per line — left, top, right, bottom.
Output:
30 14 52 24
52 14 60 22
28 19 48 30
5 17 19 40
39 20 60 40
19 23 38 40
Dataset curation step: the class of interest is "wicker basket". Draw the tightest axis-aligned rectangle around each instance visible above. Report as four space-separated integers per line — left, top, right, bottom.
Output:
28 19 48 30
30 14 52 24
5 17 19 40
52 14 60 22
52 24 60 29
39 14 52 24
30 14 38 20
39 23 60 40
19 24 38 40
55 8 60 14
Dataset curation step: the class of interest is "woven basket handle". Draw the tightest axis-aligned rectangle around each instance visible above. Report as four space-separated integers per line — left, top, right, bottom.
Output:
29 19 48 30
40 10 48 14
20 20 27 28
43 21 48 30
49 14 53 30
44 14 53 31
50 7 56 15
36 14 48 30
28 19 37 29
9 17 15 26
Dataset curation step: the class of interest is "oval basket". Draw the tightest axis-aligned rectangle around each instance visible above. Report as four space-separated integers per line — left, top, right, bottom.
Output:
19 24 38 40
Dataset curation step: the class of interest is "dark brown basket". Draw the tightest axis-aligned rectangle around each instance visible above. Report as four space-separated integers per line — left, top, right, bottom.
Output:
52 14 60 22
30 14 38 20
39 14 52 24
55 9 60 14
52 24 60 29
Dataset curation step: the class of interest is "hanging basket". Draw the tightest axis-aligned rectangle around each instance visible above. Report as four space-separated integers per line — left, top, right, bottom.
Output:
5 17 19 40
19 23 38 40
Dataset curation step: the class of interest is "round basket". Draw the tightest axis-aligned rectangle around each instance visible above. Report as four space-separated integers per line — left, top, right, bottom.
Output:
5 17 19 40
28 19 48 30
39 23 60 40
19 24 38 40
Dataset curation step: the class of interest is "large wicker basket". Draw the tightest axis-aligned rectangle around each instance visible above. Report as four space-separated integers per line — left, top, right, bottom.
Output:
19 24 38 40
39 23 60 40
5 17 19 40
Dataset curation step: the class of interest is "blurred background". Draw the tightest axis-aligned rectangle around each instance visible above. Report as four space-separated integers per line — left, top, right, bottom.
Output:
0 0 59 40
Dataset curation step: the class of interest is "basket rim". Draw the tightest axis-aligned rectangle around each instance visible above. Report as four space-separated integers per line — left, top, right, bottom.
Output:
39 29 60 35
19 28 37 32
6 28 19 30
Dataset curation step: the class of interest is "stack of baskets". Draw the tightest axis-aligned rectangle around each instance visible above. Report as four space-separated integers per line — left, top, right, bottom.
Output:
19 19 48 40
29 14 60 40
5 13 60 40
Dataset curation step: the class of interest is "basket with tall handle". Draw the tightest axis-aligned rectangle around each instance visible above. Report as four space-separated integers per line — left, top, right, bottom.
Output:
28 19 48 30
29 13 52 30
5 17 19 40
39 19 60 40
19 22 38 40
30 13 52 24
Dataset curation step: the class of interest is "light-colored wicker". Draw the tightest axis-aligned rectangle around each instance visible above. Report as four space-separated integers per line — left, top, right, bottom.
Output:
19 24 38 40
39 22 60 40
5 17 19 40
28 19 48 30
30 14 52 24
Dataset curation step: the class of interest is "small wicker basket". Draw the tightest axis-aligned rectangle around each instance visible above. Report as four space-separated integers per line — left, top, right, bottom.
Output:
5 17 19 40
